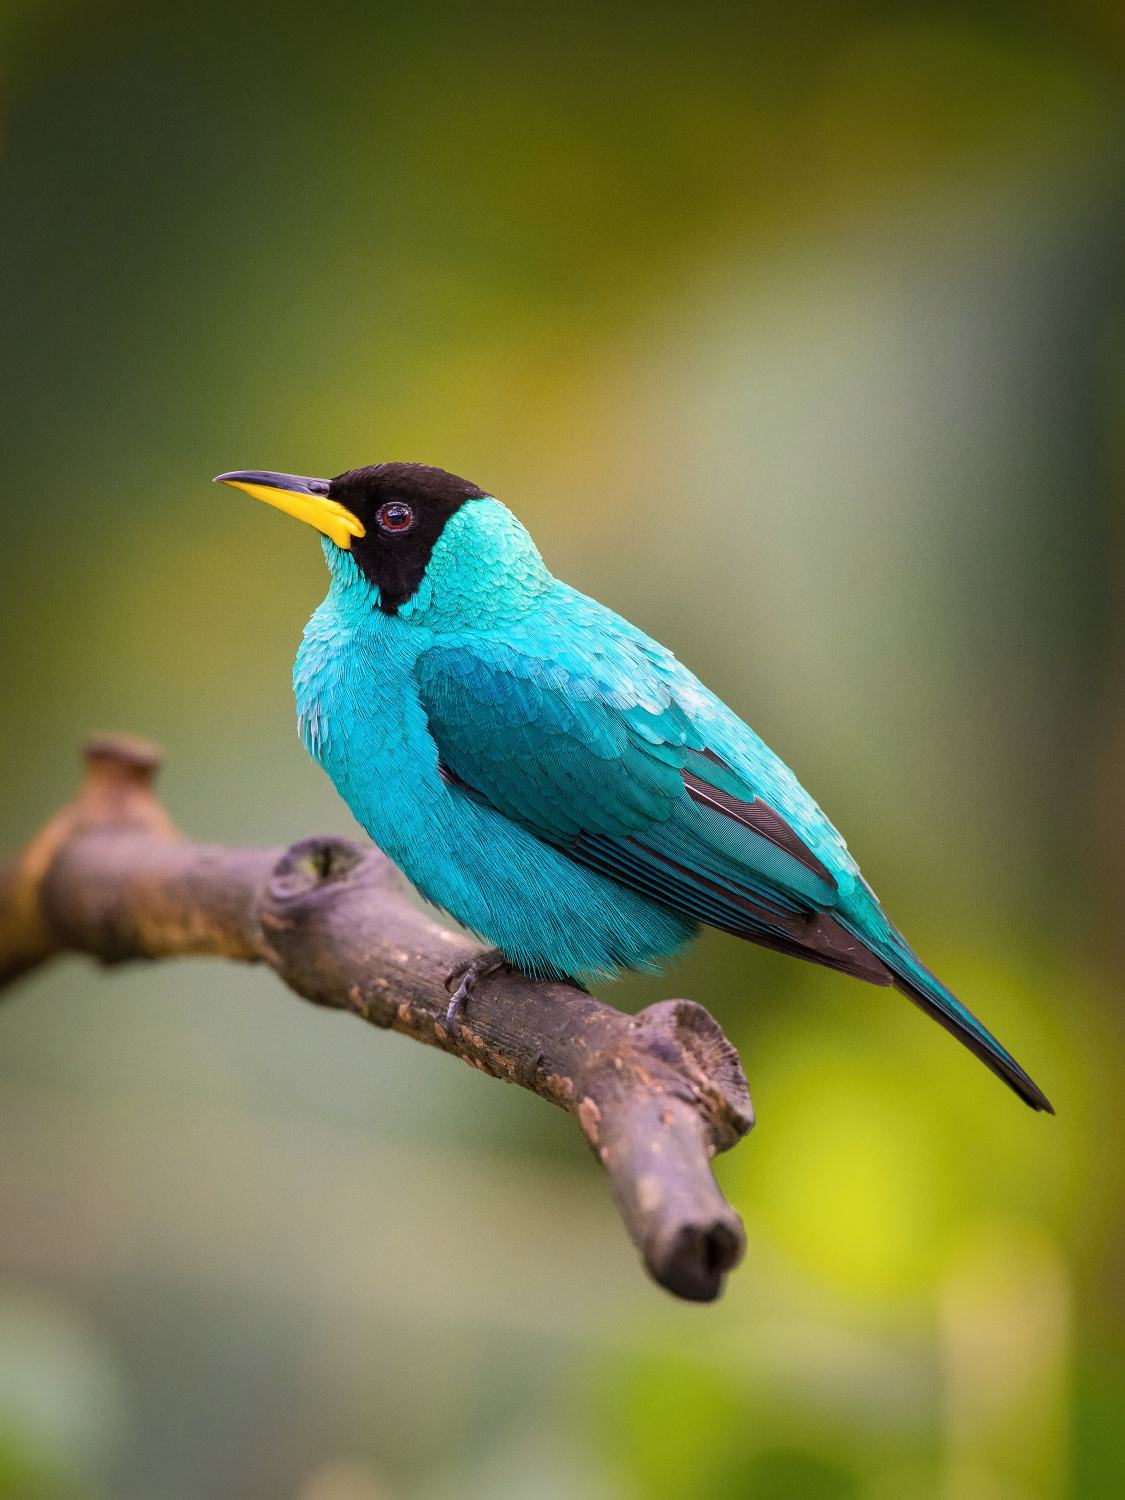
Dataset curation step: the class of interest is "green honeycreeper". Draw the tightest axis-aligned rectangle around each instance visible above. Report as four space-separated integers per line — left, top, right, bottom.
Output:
216 462 1052 1113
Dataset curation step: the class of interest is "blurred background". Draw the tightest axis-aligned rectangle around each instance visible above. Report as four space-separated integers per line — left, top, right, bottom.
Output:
1 1 1124 1496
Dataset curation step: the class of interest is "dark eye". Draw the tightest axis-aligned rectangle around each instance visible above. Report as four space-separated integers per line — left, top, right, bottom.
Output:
377 502 414 533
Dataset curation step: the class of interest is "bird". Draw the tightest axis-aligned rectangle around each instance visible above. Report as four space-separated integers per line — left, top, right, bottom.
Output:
215 461 1052 1113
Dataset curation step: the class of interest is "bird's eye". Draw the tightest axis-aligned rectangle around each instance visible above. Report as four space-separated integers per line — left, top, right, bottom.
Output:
377 502 414 533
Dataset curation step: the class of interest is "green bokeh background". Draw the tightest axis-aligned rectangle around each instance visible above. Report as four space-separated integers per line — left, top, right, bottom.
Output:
2 3 1124 1497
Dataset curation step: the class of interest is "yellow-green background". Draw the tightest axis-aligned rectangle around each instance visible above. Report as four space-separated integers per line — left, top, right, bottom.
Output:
1 3 1123 1497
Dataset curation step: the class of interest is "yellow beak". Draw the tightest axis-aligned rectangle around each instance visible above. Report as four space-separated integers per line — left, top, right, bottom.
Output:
215 470 365 550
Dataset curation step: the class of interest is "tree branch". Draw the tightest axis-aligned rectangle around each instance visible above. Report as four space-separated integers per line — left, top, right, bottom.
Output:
0 737 753 1302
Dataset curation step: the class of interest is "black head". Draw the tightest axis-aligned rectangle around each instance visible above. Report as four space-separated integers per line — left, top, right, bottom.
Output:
327 462 488 613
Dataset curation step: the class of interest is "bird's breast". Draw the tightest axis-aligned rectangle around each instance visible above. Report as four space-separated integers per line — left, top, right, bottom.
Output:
293 603 451 855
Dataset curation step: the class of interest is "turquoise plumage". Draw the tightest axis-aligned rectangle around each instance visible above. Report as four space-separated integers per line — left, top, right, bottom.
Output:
218 462 1052 1112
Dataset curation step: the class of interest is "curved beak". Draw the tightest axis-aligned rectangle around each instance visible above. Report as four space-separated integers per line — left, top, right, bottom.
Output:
214 470 365 550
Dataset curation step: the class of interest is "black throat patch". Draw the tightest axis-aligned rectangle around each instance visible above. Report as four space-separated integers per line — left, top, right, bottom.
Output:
329 462 487 614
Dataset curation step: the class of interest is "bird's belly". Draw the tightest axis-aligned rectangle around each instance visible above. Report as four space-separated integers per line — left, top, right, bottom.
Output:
358 770 695 979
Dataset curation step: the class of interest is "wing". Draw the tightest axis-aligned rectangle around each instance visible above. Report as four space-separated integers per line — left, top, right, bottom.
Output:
415 606 1053 1114
414 630 890 984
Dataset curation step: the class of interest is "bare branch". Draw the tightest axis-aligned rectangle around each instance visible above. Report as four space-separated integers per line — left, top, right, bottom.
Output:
0 738 754 1301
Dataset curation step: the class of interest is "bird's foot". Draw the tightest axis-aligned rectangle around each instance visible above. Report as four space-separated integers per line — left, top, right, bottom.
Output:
443 949 509 1029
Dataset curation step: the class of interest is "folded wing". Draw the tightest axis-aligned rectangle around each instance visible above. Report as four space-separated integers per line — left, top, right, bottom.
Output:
415 640 889 983
415 630 1052 1113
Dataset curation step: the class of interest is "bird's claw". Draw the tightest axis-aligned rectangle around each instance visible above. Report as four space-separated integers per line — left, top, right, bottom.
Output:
443 949 508 1029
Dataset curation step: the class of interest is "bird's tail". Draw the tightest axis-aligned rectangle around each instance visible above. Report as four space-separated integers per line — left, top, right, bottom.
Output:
882 946 1053 1113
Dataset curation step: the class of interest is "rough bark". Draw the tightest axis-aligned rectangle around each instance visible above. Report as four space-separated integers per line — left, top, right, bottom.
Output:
0 737 754 1302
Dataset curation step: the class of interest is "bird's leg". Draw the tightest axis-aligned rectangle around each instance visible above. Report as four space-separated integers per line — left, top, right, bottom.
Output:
443 948 509 1028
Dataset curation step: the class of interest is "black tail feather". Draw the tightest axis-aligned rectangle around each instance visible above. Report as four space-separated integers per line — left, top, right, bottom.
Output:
891 973 1054 1114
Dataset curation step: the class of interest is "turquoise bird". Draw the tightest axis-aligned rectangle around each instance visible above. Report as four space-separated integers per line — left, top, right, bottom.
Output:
216 462 1051 1112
